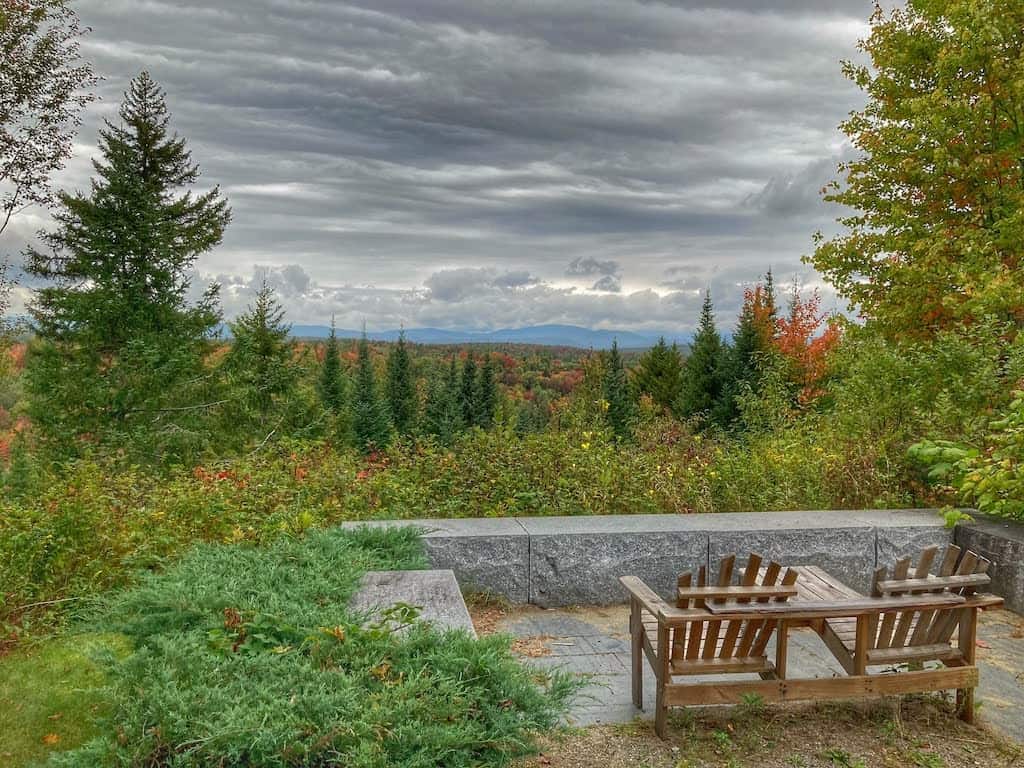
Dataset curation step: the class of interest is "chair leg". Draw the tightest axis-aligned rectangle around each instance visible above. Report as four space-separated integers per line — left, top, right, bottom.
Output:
629 598 643 710
957 687 975 724
655 624 669 738
774 620 789 680
957 608 978 724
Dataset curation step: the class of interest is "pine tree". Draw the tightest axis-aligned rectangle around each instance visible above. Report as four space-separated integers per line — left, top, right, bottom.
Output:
713 301 761 427
676 290 724 421
474 354 497 429
317 316 345 412
459 353 478 428
385 330 416 434
602 340 636 440
22 72 230 456
423 356 463 443
225 280 293 419
634 337 684 412
351 332 391 452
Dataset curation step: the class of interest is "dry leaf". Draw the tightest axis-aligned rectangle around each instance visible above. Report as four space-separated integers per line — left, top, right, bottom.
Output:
42 733 60 746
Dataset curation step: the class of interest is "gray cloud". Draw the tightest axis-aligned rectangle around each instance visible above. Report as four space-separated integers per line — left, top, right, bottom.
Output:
566 257 622 278
591 275 623 293
2 0 867 332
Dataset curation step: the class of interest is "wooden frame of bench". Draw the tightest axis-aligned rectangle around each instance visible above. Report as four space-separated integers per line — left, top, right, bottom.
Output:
621 547 1003 738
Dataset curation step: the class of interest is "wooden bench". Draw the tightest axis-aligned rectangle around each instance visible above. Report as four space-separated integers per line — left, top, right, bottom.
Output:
621 546 1003 738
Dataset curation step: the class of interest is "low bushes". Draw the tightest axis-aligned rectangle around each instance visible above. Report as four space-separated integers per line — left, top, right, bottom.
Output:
48 526 577 767
0 424 916 636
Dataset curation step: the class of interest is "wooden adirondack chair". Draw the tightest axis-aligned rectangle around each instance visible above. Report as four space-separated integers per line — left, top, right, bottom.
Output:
621 553 800 737
816 544 1002 722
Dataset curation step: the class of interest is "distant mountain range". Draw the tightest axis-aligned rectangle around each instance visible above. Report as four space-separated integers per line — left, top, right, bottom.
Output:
276 324 689 349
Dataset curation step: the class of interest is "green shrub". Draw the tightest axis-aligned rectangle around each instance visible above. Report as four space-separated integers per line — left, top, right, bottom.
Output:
910 392 1024 520
51 527 577 767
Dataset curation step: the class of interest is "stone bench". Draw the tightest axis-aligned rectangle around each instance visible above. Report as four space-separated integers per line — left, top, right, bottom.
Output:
349 569 477 637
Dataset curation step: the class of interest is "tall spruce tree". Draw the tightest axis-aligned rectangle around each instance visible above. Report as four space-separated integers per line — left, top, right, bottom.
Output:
423 356 463 443
22 72 230 456
634 337 683 412
459 353 478 428
351 331 391 452
602 340 636 440
714 301 761 428
676 290 724 421
474 354 497 429
385 330 415 434
224 280 293 420
317 315 345 413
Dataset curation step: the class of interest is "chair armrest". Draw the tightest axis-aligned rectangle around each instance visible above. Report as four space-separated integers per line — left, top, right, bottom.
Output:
876 573 990 593
678 585 799 601
620 575 704 626
704 593 967 621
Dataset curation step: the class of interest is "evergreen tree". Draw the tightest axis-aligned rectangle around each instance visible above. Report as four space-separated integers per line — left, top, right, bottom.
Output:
224 280 293 420
676 290 724 421
22 72 230 457
713 302 761 428
351 332 391 452
423 356 463 443
602 340 636 440
317 315 345 413
459 353 478 428
633 337 683 412
474 354 498 429
385 330 416 434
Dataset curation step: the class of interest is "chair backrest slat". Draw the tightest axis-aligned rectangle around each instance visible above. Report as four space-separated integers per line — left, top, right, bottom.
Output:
736 560 781 658
750 567 799 657
875 557 910 649
927 553 989 645
685 565 707 660
701 555 735 660
864 566 886 650
672 572 693 659
907 544 962 646
888 546 939 648
719 553 761 658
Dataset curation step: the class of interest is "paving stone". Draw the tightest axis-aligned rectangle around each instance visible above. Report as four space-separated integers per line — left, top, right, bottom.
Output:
348 569 476 636
497 604 1024 743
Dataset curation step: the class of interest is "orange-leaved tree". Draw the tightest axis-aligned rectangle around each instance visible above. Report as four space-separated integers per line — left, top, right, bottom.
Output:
773 288 841 404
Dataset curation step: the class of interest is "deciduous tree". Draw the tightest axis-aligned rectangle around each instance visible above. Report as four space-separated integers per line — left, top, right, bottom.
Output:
1 0 97 236
810 1 1024 336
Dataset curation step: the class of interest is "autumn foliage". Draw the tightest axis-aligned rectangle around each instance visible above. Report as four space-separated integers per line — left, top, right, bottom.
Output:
772 289 842 404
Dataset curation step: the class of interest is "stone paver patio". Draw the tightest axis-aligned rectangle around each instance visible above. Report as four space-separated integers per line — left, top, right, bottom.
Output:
492 604 1024 741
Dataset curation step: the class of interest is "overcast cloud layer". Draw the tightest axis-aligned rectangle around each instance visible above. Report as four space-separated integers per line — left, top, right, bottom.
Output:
3 0 877 332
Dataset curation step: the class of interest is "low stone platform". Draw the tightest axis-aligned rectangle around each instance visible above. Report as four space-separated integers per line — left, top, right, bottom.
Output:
487 604 1024 743
349 569 476 636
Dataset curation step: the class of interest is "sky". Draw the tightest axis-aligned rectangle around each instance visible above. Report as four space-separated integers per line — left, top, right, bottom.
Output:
4 0 877 333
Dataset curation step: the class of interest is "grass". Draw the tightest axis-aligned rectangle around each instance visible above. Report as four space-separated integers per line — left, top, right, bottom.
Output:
14 525 579 768
0 633 128 766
